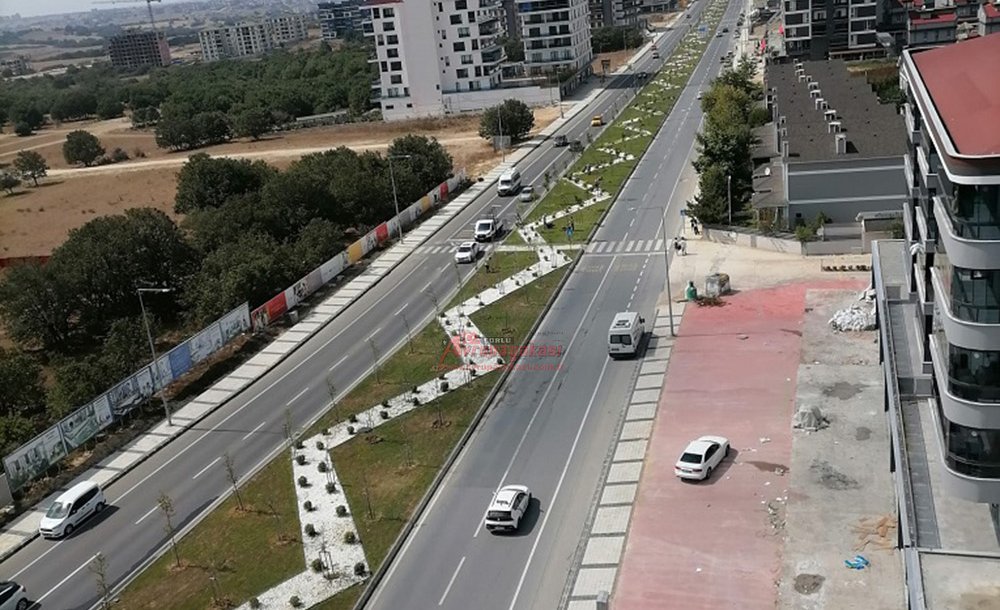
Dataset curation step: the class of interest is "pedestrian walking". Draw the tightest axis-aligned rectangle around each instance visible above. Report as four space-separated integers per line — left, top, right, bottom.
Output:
679 236 688 256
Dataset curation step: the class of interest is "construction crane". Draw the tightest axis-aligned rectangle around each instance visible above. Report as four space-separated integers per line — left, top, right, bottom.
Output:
92 0 163 32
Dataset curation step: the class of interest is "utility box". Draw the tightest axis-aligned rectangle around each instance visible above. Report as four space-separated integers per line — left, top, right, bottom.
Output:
705 273 731 297
596 590 610 610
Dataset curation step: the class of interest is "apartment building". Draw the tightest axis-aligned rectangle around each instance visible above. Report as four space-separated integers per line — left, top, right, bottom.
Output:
782 0 881 59
108 31 171 70
874 33 1000 503
199 16 307 62
880 0 999 51
518 0 594 77
589 0 641 27
0 55 30 76
319 0 364 39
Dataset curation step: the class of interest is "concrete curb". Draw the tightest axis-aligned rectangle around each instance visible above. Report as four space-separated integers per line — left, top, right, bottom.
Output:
354 246 585 610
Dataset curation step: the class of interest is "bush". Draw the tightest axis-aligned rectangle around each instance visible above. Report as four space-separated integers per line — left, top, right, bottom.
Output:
336 504 348 517
347 425 355 435
304 523 317 537
412 385 419 394
440 380 449 392
794 225 817 242
14 122 33 137
295 454 306 466
298 475 309 487
343 530 357 544
382 399 390 408
303 500 313 512
411 396 421 406
250 598 261 609
316 440 325 450
326 481 337 494
322 427 330 435
354 561 367 576
290 595 302 608
311 558 324 572
349 413 358 423
295 439 305 449
110 147 129 163
318 461 329 473
380 409 390 420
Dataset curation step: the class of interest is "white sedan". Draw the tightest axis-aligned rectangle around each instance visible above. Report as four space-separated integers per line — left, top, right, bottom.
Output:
675 435 730 481
0 581 28 610
454 241 480 264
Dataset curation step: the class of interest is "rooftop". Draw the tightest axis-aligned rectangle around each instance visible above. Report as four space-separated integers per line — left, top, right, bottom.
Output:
766 60 907 162
910 33 1000 156
908 10 958 26
984 3 1000 19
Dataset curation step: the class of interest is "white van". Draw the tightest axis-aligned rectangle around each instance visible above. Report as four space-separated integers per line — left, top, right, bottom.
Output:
608 311 646 359
39 480 106 539
497 168 521 196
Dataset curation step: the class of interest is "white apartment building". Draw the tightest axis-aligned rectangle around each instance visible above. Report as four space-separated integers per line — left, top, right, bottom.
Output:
199 15 308 62
365 0 556 121
517 0 593 77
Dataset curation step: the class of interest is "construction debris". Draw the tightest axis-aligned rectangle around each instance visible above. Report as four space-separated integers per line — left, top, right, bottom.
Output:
794 404 830 431
851 514 897 552
829 303 876 331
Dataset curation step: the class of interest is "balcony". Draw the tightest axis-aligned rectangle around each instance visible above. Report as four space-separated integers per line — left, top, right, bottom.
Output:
930 265 1000 353
914 258 934 316
929 334 1000 429
903 102 921 143
917 145 938 182
914 203 936 250
934 195 1000 270
903 151 921 199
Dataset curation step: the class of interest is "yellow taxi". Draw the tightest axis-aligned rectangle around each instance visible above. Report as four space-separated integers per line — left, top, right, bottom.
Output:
591 114 604 127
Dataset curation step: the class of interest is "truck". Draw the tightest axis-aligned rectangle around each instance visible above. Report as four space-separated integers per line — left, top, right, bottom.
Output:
474 206 505 242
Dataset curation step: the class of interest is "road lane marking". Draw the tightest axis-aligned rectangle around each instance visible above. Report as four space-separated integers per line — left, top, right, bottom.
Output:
242 420 268 441
10 541 60 580
438 556 466 606
192 456 221 480
507 355 613 610
394 303 408 316
473 261 617 539
286 387 310 406
38 553 98 603
135 505 159 525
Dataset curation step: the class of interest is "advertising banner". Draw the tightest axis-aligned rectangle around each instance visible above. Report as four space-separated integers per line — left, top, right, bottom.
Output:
288 268 324 310
347 240 364 263
319 251 347 284
363 230 378 255
440 181 450 201
58 395 114 451
106 366 154 416
387 217 401 239
218 303 251 343
420 195 433 213
375 222 389 244
3 427 67 491
190 323 224 365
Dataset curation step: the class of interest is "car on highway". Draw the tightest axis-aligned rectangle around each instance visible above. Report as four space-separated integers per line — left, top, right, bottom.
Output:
569 139 585 153
696 91 703 100
519 185 536 202
722 26 729 32
553 134 569 147
591 114 604 127
39 480 106 539
716 31 723 37
454 241 480 264
652 48 660 59
484 484 532 532
0 582 28 610
675 436 730 481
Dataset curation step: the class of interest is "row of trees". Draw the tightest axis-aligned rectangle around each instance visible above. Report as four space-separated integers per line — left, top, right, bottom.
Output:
591 25 645 54
0 135 455 454
688 59 769 226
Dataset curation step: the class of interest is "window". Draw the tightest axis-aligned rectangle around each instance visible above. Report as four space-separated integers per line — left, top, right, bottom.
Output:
372 7 380 18
950 268 1000 324
458 26 470 38
455 0 467 8
450 14 463 24
384 7 394 17
948 344 1000 402
380 61 388 72
387 48 398 58
461 54 473 64
453 41 466 51
456 68 469 78
387 34 398 45
390 61 402 71
383 21 395 32
390 74 402 84
945 421 1000 478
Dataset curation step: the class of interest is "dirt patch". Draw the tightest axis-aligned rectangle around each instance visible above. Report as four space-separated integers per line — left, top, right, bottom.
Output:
810 459 860 490
592 50 633 76
822 381 862 400
793 573 825 595
855 426 872 441
960 587 1000 609
744 460 788 475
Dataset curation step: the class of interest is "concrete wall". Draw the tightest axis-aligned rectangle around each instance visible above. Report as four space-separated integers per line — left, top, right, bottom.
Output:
443 86 557 113
702 226 872 255
786 156 907 225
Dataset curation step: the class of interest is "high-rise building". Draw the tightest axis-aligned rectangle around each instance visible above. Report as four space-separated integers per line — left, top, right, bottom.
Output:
199 16 308 62
108 31 171 70
781 0 880 59
517 0 594 77
875 33 1000 503
318 0 364 39
589 0 641 27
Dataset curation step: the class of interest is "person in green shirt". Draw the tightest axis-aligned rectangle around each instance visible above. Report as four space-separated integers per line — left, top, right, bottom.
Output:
685 280 698 301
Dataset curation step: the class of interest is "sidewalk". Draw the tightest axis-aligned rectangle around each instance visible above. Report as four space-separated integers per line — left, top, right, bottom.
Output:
0 99 607 561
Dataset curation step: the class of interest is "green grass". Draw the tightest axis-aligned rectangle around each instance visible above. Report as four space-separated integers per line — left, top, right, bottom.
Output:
504 229 526 246
451 251 538 305
471 266 569 346
538 201 611 245
526 180 592 223
115 458 302 610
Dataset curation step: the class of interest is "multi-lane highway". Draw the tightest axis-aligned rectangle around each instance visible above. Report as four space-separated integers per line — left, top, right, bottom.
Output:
0 12 717 610
365 1 743 608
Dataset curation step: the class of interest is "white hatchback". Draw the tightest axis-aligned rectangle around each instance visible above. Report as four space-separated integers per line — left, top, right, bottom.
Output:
0 582 28 610
675 436 730 481
454 241 480 264
484 485 531 532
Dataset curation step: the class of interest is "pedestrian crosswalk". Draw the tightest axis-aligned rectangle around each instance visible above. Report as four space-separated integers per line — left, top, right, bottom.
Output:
413 244 463 255
585 239 666 255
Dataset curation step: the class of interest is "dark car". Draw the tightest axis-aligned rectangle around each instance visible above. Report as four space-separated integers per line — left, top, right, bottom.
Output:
569 140 584 153
554 134 569 147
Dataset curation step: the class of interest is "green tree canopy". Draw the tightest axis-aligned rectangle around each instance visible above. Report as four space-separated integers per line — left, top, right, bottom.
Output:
0 348 44 419
63 130 105 166
13 150 48 186
0 173 20 195
232 106 274 140
387 134 454 192
0 262 74 348
174 153 277 214
479 99 535 142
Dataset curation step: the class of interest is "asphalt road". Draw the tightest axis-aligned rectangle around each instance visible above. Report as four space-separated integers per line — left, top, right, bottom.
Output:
0 20 710 610
364 2 745 609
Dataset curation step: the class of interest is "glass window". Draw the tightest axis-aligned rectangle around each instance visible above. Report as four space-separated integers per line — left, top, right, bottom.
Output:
948 184 1000 239
450 14 463 24
46 501 71 519
948 343 1000 403
950 267 1000 324
944 420 1000 478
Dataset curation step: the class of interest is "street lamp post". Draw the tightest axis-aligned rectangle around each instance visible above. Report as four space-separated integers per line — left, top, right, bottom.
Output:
727 174 733 226
631 206 677 337
137 287 173 426
387 154 411 241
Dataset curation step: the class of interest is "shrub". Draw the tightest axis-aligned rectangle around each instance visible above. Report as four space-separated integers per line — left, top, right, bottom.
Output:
295 439 305 449
298 475 309 487
382 399 390 408
316 440 325 450
343 530 357 544
290 595 302 607
295 454 306 466
318 461 329 473
347 425 355 435
411 396 421 406
354 561 367 576
303 500 313 512
440 381 449 392
110 147 129 163
322 427 330 435
311 558 324 573
326 481 337 494
380 410 390 420
304 523 317 537
336 504 348 517
250 598 261 609
412 385 419 394
349 414 358 423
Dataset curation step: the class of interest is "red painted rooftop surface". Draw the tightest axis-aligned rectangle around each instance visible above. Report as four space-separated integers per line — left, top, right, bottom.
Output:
985 2 1000 19
912 33 1000 156
910 9 958 23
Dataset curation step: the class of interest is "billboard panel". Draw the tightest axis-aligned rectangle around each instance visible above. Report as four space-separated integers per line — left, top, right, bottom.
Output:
319 252 347 284
3 427 67 491
347 240 364 263
420 195 432 212
440 181 450 201
58 396 114 451
375 222 389 244
288 269 324 309
190 323 224 365
218 303 251 343
164 343 193 380
107 366 154 416
387 217 401 239
363 230 378 255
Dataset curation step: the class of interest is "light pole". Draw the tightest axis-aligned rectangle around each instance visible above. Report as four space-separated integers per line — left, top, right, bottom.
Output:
137 286 173 426
387 154 411 241
727 173 732 226
631 206 677 337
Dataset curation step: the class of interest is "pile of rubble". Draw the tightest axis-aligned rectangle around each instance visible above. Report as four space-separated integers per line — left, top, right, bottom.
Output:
829 288 877 332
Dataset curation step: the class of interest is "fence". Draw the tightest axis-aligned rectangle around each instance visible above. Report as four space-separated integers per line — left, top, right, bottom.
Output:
251 171 467 330
2 303 252 491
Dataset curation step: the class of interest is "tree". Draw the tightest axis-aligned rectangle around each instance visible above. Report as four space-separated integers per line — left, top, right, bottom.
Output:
232 106 273 140
47 357 111 416
387 134 454 191
0 105 7 127
13 122 33 137
0 173 20 195
223 452 244 511
591 25 643 53
9 101 43 132
288 219 344 271
479 99 535 142
500 35 524 63
90 553 112 610
0 348 44 419
174 153 276 214
131 106 160 128
63 130 105 166
50 91 98 122
687 162 731 225
158 492 182 567
0 263 74 349
13 150 48 186
96 97 125 120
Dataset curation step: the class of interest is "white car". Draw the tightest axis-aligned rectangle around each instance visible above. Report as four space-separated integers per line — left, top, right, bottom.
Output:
454 241 480 264
484 484 531 532
0 581 28 610
519 185 535 202
696 91 703 100
675 435 730 481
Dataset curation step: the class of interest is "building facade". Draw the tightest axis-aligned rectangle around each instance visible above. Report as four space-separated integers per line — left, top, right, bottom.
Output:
518 0 594 77
199 16 308 62
782 0 881 59
877 33 1000 503
589 0 641 27
108 31 171 70
0 55 31 76
319 0 364 39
